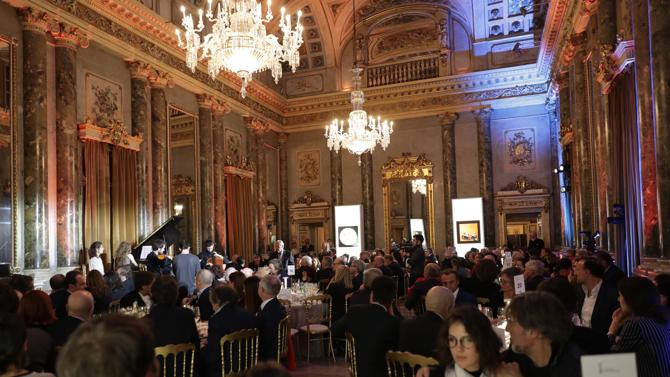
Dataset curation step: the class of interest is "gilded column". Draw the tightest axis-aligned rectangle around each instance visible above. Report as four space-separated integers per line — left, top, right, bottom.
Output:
557 72 574 247
127 61 152 237
439 112 458 246
546 96 561 248
197 95 215 242
360 152 375 250
633 0 660 255
246 117 268 252
54 25 86 267
278 133 290 242
20 9 50 269
212 102 230 249
149 70 171 227
650 0 670 257
473 107 495 247
330 150 343 206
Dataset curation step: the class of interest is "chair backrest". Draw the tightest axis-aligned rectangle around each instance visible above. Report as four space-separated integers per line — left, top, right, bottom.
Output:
109 299 121 313
345 332 358 377
276 316 289 363
402 271 410 298
345 292 354 314
155 343 196 377
219 328 259 377
476 297 491 306
414 296 426 315
385 351 439 377
391 276 399 300
303 294 332 327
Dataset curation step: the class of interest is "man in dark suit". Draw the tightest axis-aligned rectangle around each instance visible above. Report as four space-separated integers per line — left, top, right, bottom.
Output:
441 269 477 307
49 290 94 347
256 275 287 361
192 269 215 321
574 257 619 335
350 268 383 307
51 270 87 319
405 263 441 310
119 271 155 309
527 231 545 256
398 286 453 357
372 256 393 276
145 276 199 350
203 284 257 377
408 234 425 286
332 276 400 377
384 254 405 294
595 251 626 287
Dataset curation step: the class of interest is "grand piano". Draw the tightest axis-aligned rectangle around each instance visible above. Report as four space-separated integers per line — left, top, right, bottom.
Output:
132 216 184 261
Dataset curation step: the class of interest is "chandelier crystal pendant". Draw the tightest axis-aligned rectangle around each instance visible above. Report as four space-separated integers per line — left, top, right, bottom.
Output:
175 0 304 98
324 67 394 165
411 179 427 196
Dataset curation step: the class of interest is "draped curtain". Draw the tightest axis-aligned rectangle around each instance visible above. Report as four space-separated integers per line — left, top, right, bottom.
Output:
83 141 111 264
226 174 253 262
111 146 139 251
608 66 642 275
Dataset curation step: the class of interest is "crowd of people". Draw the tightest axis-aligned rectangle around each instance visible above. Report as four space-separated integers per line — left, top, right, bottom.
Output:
2 233 670 377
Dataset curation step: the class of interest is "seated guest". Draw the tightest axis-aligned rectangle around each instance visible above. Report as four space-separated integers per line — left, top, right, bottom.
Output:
608 277 670 377
350 268 382 307
384 254 405 293
228 271 246 306
417 306 503 377
350 259 366 291
51 270 86 319
145 276 199 349
0 282 19 315
573 257 619 335
119 271 154 309
48 274 65 295
503 291 583 377
86 270 111 314
248 254 263 272
441 270 476 308
104 271 131 301
48 290 94 348
325 265 354 322
193 269 215 321
405 263 441 311
523 260 546 291
553 258 573 280
595 251 626 287
316 256 335 289
332 276 400 377
464 259 503 313
243 276 262 314
372 256 393 276
0 313 56 377
655 273 670 307
145 239 173 276
499 267 523 301
399 286 454 357
18 290 57 372
10 274 35 296
56 314 157 377
173 240 201 295
296 256 317 283
257 275 287 361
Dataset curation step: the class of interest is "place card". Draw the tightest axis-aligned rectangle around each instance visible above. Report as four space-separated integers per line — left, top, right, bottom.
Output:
581 353 637 377
513 274 525 295
287 265 295 276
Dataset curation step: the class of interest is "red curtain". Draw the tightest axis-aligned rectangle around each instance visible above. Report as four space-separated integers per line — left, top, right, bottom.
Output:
225 174 253 261
83 141 111 264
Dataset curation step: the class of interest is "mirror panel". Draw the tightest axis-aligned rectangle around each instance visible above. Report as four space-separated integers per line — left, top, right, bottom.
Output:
168 105 200 250
0 36 16 269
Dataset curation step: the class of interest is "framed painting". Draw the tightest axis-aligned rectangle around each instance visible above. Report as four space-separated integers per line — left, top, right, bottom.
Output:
224 128 242 165
504 128 536 171
297 149 320 186
85 72 123 128
457 220 481 244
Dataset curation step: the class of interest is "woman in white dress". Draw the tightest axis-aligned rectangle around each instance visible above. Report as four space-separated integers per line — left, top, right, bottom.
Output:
87 241 105 274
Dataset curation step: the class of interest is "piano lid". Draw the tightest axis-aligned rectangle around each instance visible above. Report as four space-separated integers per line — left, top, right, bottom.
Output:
132 216 184 261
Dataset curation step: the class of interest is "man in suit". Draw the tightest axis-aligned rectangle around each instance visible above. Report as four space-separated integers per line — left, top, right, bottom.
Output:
595 251 626 287
523 259 547 291
573 257 619 335
269 240 294 273
119 271 155 309
405 263 441 310
203 284 256 377
193 269 215 321
332 276 400 377
350 268 382 307
527 231 545 257
398 286 454 357
408 234 426 286
441 269 476 307
384 254 405 294
256 275 287 361
145 276 200 350
51 270 87 319
49 290 94 347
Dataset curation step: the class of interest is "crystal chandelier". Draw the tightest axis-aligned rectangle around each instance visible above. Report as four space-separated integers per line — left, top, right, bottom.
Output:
176 0 304 98
411 179 427 196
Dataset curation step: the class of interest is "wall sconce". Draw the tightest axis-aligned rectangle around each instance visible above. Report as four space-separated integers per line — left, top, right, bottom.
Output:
560 185 571 193
174 203 184 216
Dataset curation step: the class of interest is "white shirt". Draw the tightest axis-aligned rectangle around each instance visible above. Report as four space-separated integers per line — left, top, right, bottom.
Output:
260 297 274 311
139 293 152 308
580 280 602 328
88 256 104 274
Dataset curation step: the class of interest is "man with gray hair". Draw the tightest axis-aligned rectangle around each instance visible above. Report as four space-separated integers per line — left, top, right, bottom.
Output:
398 286 454 357
524 259 546 291
350 267 383 306
194 269 215 320
49 290 95 347
257 275 287 360
405 263 441 310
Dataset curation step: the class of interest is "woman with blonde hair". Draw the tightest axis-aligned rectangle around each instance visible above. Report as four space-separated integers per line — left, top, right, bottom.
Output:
114 241 137 281
325 265 353 321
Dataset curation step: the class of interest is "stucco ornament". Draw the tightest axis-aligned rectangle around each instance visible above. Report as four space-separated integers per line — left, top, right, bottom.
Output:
506 129 534 167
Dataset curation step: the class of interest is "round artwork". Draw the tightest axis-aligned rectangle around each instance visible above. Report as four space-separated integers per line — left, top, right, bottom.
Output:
339 227 358 247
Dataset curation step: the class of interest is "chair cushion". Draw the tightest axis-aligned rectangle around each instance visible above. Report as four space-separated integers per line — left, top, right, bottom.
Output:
299 324 330 334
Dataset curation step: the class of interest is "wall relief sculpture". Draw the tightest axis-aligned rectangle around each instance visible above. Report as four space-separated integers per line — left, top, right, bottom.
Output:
224 128 242 165
297 149 320 187
505 128 535 169
85 73 122 128
372 27 439 57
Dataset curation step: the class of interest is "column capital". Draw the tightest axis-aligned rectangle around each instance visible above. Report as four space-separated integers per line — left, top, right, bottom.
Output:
148 68 174 88
278 133 289 145
472 107 492 122
438 112 459 126
126 60 153 80
19 8 55 33
51 23 89 49
244 116 270 135
196 94 230 115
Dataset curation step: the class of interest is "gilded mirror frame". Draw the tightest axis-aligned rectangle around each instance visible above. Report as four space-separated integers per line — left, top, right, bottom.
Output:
382 154 435 249
0 34 18 271
167 104 201 252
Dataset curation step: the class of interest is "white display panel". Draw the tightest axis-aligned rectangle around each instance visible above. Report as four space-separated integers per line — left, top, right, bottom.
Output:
334 205 363 258
410 218 425 239
452 197 485 254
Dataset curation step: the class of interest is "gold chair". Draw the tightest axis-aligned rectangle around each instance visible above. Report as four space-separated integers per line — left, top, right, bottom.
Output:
154 343 196 377
402 271 410 299
109 299 121 313
299 294 336 363
345 332 358 377
345 292 354 314
219 328 259 377
385 351 439 377
476 297 491 306
391 276 399 300
414 296 426 315
277 315 289 363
